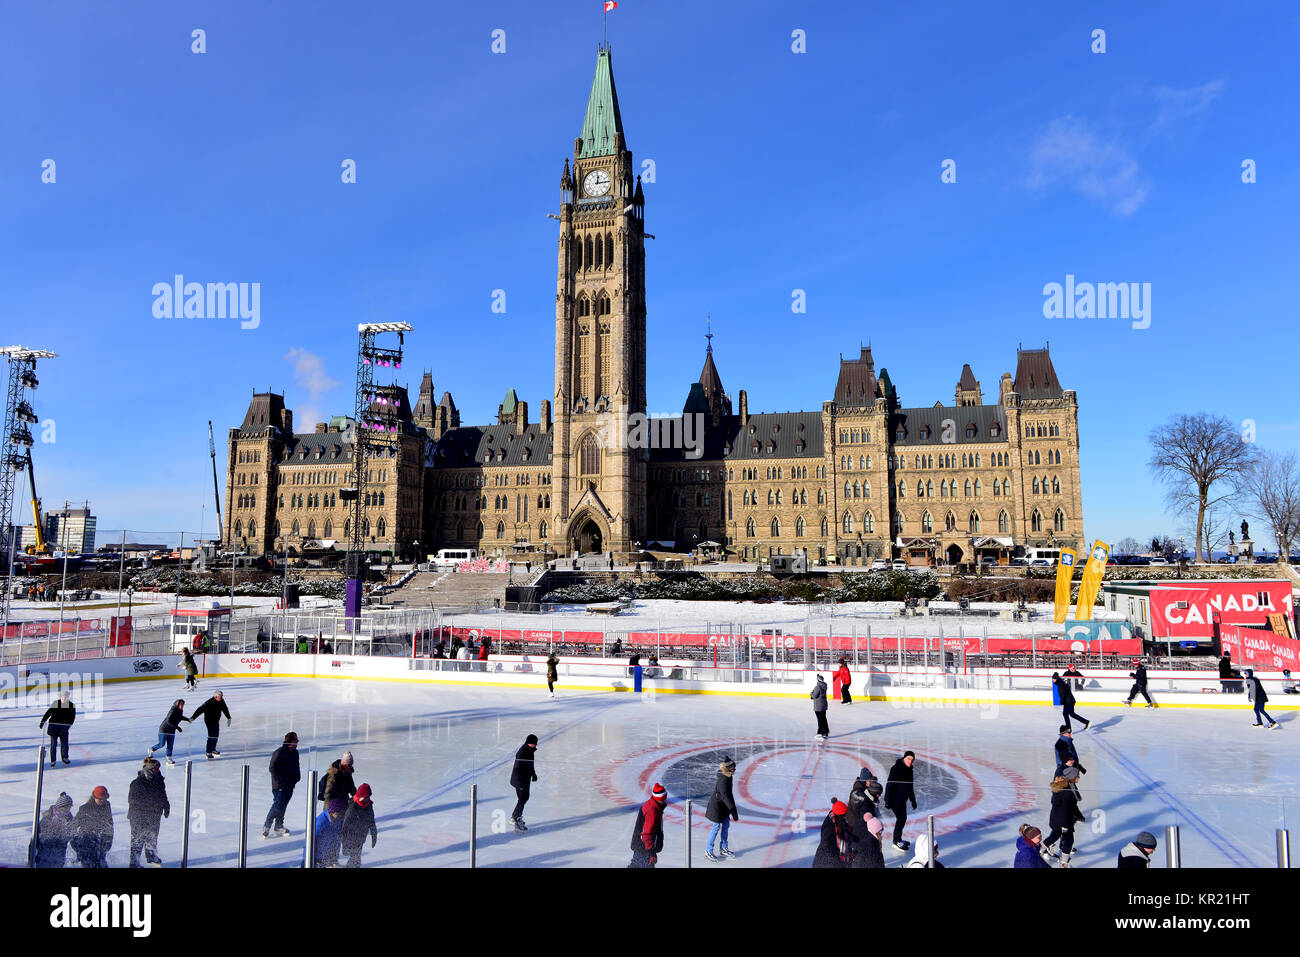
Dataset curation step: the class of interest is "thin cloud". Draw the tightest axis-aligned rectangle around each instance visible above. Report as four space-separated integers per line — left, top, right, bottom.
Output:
1152 79 1226 130
1028 115 1149 217
285 347 339 430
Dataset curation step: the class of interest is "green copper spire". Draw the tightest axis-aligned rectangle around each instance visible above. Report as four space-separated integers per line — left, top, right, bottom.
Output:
578 47 624 158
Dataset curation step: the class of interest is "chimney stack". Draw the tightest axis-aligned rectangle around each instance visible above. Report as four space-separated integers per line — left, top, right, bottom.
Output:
738 389 748 426
539 399 552 434
516 400 529 434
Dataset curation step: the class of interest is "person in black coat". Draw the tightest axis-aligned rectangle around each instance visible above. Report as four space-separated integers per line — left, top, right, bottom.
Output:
189 691 232 758
851 814 887 869
508 734 539 831
1219 652 1241 693
1124 660 1155 707
1042 769 1085 865
263 731 300 838
127 757 170 867
38 691 76 767
883 752 917 851
704 757 739 861
33 792 75 868
148 699 191 765
1053 726 1087 778
1052 673 1090 731
812 800 853 868
1245 669 1279 728
339 784 379 867
71 786 114 868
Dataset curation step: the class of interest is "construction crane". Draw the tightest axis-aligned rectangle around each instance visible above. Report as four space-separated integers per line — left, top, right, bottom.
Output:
208 420 222 533
24 450 47 554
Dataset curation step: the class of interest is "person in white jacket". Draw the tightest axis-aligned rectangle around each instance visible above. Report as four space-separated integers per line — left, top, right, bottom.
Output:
906 832 944 868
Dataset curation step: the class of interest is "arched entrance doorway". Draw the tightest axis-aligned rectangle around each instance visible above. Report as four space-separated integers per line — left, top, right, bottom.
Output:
572 518 604 555
945 543 964 565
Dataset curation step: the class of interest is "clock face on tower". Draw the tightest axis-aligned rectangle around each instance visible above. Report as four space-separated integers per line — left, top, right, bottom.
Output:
582 168 611 196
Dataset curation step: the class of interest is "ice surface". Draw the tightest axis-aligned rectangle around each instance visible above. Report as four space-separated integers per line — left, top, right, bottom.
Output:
1 675 1291 867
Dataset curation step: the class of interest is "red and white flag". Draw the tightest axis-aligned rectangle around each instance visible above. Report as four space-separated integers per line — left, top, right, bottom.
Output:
604 1 618 12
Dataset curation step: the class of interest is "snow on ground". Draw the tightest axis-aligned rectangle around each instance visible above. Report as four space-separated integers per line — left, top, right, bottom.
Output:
8 594 338 622
0 674 1289 868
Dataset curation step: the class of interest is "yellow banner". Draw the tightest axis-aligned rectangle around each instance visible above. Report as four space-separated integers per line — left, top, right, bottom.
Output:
1053 547 1078 624
1073 540 1110 621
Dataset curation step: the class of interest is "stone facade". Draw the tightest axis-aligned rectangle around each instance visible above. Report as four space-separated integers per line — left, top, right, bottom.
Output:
222 47 1085 565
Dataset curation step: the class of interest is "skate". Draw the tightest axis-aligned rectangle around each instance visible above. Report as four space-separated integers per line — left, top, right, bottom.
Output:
1269 722 1281 730
704 850 720 862
146 858 163 868
165 757 175 766
211 750 221 757
893 840 910 852
207 753 215 760
62 758 70 766
1253 722 1265 728
1144 703 1154 709
1123 700 1131 708
512 818 528 832
719 846 735 858
1059 851 1073 868
274 826 291 837
1080 721 1090 731
1040 845 1059 862
261 829 271 839
549 692 555 699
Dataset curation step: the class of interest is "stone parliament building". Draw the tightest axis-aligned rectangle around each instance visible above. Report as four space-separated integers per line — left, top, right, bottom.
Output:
222 47 1084 567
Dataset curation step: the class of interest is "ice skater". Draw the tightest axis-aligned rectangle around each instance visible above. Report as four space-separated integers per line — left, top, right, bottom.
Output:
340 784 378 867
38 690 76 767
319 751 357 804
811 800 852 868
1052 672 1090 731
884 751 917 852
1245 669 1279 729
1117 831 1158 868
127 757 170 868
1042 768 1084 866
851 814 886 869
704 756 739 862
509 734 539 832
149 699 191 766
546 652 559 698
263 731 300 839
189 690 232 758
71 786 113 868
1124 659 1156 708
314 799 344 867
179 647 199 691
1053 726 1087 779
1014 824 1052 869
628 783 667 868
1219 651 1241 694
835 658 852 704
32 792 75 868
810 674 830 740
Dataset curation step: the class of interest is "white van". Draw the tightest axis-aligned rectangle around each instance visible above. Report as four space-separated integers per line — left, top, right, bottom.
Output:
431 548 478 569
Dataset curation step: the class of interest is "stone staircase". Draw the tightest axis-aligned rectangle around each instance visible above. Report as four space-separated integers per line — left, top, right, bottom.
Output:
384 570 511 609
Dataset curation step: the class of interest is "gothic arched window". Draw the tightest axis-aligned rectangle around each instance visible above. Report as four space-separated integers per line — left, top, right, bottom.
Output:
579 433 600 475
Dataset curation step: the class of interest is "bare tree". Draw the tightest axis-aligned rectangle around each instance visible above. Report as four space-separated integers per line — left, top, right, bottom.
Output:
1148 414 1257 563
1115 537 1142 557
1235 449 1300 564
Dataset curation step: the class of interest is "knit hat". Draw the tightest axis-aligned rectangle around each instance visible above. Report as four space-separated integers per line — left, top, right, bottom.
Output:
1059 725 1070 734
1244 668 1253 677
866 816 884 837
53 792 73 811
903 750 915 760
1020 824 1041 841
651 782 667 802
720 757 736 774
327 799 345 814
1052 672 1060 679
92 786 109 800
1135 831 1158 850
866 781 883 800
1061 766 1080 782
284 732 298 743
857 766 876 783
341 750 354 766
525 734 538 746
354 783 372 806
831 800 848 816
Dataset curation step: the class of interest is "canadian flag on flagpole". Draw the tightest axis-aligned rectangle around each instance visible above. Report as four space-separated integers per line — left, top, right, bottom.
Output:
604 1 617 11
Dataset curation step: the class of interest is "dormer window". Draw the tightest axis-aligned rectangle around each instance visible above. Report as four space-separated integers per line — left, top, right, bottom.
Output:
966 423 978 439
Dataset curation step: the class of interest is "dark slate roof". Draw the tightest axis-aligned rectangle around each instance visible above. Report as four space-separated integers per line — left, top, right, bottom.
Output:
240 392 287 432
891 405 1008 445
434 423 553 468
958 364 979 391
650 411 825 463
281 430 352 462
683 382 710 414
1012 348 1063 399
833 347 877 407
699 351 724 410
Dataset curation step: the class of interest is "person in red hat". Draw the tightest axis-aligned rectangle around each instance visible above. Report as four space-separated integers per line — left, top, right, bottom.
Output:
71 786 114 868
1124 659 1156 708
812 800 853 868
340 783 379 868
628 783 667 868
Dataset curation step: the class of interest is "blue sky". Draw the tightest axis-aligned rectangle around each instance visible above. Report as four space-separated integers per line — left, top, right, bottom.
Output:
1 0 1297 545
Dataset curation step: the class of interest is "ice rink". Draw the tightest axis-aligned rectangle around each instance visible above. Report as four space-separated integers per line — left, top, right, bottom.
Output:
1 674 1293 868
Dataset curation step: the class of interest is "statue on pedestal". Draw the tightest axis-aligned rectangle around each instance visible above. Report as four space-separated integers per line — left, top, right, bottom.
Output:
1241 520 1250 541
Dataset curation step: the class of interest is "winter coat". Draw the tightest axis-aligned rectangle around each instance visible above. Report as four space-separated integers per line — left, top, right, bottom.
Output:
835 664 851 688
314 810 341 866
1117 843 1151 869
851 827 886 869
319 760 357 805
907 833 944 868
1048 785 1085 830
477 643 490 661
509 743 538 790
883 758 915 811
180 651 198 677
40 699 77 730
705 771 738 823
189 696 231 732
1247 676 1268 705
812 812 852 868
1053 675 1076 708
340 799 378 852
158 704 190 735
127 769 170 828
546 655 559 681
457 647 471 661
1054 735 1085 775
1129 665 1148 689
1014 836 1052 868
34 808 75 867
629 798 665 855
71 799 114 860
269 745 301 791
1219 656 1235 679
810 678 829 712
